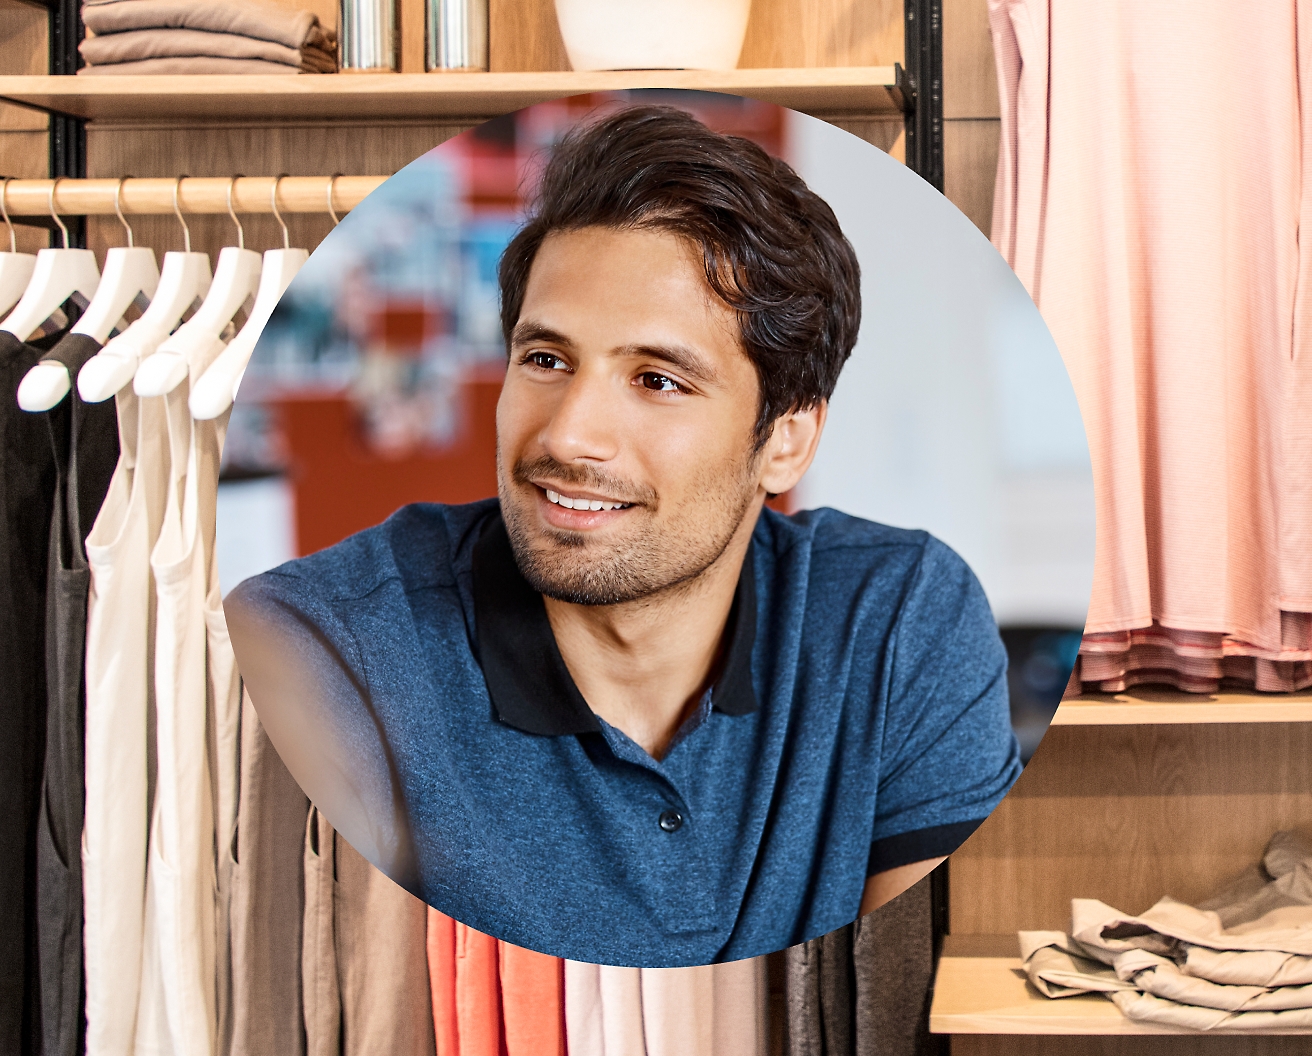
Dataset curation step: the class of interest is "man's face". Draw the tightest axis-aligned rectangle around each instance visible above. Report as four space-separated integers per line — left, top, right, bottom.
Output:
496 225 766 606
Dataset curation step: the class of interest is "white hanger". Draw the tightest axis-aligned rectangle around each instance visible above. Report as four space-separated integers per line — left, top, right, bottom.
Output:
79 177 212 404
191 175 312 419
135 176 262 398
0 179 37 319
17 179 160 412
1 179 100 342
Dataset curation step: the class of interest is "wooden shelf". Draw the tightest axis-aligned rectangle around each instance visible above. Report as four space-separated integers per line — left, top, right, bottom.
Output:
0 68 904 124
1052 690 1312 726
930 936 1312 1036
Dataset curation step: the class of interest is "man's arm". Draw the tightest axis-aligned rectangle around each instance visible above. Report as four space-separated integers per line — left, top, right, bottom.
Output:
859 857 945 916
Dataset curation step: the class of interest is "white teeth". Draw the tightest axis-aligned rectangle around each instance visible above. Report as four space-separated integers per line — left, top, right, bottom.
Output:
543 488 630 512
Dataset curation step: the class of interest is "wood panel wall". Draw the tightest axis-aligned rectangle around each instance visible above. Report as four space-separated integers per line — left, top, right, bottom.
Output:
943 0 999 235
84 122 471 262
1 0 52 253
485 0 905 73
951 724 1312 935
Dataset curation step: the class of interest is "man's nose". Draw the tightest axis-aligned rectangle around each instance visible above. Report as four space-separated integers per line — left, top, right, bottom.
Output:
538 368 623 465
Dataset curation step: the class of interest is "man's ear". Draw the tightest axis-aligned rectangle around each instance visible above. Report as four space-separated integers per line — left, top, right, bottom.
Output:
758 401 827 496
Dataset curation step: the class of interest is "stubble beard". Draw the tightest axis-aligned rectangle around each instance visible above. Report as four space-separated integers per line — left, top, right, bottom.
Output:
498 447 761 607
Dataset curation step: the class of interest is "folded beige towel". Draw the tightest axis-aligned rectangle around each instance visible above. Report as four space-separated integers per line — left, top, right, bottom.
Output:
80 27 336 71
82 0 334 51
76 55 306 74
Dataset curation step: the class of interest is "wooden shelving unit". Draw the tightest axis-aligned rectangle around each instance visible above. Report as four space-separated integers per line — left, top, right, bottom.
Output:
0 67 904 124
930 936 1312 1037
2 0 920 256
1054 690 1312 726
939 706 1312 1054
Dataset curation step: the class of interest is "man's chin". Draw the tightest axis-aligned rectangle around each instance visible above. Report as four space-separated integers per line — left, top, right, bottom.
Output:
508 532 654 607
521 564 643 607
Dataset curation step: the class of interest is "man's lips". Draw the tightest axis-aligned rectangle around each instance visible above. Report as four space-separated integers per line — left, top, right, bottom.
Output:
532 483 636 528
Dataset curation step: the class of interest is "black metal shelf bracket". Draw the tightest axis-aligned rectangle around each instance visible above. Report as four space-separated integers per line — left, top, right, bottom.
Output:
48 0 86 246
903 0 944 192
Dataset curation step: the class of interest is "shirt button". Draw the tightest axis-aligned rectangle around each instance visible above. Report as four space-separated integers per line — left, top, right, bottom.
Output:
658 809 684 833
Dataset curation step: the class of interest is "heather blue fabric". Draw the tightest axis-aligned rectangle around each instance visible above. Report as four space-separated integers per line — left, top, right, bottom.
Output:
225 499 1020 966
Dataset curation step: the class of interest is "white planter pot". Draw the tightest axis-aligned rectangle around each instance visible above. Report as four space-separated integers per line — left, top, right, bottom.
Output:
554 0 752 71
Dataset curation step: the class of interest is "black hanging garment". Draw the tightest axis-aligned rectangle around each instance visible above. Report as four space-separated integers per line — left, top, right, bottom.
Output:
783 873 938 1056
0 327 70 1056
850 876 937 1056
35 333 120 1056
785 917 855 1055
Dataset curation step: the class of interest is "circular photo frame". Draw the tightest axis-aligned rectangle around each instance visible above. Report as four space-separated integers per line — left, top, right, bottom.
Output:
218 91 1093 967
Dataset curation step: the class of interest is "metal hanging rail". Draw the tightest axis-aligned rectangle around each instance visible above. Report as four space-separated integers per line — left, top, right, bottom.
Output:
1 176 386 217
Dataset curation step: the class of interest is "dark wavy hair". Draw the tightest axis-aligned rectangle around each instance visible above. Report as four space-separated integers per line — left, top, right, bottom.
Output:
498 104 862 447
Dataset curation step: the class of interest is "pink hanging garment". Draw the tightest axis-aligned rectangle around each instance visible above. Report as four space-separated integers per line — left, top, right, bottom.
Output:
989 0 1312 694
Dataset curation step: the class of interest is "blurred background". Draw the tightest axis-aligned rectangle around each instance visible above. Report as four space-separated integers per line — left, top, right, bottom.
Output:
216 91 1092 760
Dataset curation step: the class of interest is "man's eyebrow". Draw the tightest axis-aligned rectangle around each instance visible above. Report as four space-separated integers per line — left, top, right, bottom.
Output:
511 321 574 349
618 343 721 386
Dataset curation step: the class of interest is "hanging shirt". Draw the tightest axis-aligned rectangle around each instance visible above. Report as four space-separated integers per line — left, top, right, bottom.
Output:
0 329 62 1056
84 382 169 1056
35 332 120 1056
229 694 309 1056
138 343 226 1056
783 873 936 1056
989 0 1312 693
302 808 435 1056
226 500 1021 966
427 909 566 1056
563 958 767 1056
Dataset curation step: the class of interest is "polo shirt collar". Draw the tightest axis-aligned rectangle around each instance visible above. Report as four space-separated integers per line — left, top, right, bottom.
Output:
472 512 758 737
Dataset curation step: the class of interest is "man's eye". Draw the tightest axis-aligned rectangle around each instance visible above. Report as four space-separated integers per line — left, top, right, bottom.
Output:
639 373 682 393
526 351 568 371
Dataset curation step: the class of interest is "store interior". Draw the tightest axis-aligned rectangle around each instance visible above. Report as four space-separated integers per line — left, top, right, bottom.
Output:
2 0 1311 1053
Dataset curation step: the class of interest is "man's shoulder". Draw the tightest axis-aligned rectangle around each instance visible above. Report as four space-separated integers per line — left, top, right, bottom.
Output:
759 505 942 565
758 506 980 603
231 498 500 608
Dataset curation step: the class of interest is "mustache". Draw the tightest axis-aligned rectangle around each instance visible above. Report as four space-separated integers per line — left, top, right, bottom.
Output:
512 454 657 507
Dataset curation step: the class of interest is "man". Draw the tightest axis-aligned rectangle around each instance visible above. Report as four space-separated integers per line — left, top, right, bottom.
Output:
226 104 1021 967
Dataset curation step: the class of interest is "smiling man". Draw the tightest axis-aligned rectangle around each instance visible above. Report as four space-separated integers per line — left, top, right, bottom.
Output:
225 105 1022 966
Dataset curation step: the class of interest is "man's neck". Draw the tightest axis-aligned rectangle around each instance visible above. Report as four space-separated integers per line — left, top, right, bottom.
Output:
542 512 758 760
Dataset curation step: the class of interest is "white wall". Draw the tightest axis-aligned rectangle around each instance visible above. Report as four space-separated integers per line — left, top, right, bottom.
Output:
215 476 296 597
788 112 1094 627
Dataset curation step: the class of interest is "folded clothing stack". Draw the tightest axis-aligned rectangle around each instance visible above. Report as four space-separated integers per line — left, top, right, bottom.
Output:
78 0 337 75
1020 831 1312 1031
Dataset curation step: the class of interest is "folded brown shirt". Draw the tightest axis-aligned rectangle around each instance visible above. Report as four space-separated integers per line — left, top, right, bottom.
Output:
82 0 335 51
77 55 309 74
80 27 336 71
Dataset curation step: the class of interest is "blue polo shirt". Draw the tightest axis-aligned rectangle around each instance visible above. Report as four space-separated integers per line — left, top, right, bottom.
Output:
225 498 1021 967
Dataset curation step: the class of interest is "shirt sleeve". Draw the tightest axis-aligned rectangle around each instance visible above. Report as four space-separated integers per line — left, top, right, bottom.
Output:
867 536 1021 875
223 566 422 893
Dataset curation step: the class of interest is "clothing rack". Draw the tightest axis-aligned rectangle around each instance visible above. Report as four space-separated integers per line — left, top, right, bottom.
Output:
0 176 385 218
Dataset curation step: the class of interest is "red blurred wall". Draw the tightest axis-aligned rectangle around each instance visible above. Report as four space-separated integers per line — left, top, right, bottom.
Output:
272 375 503 557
